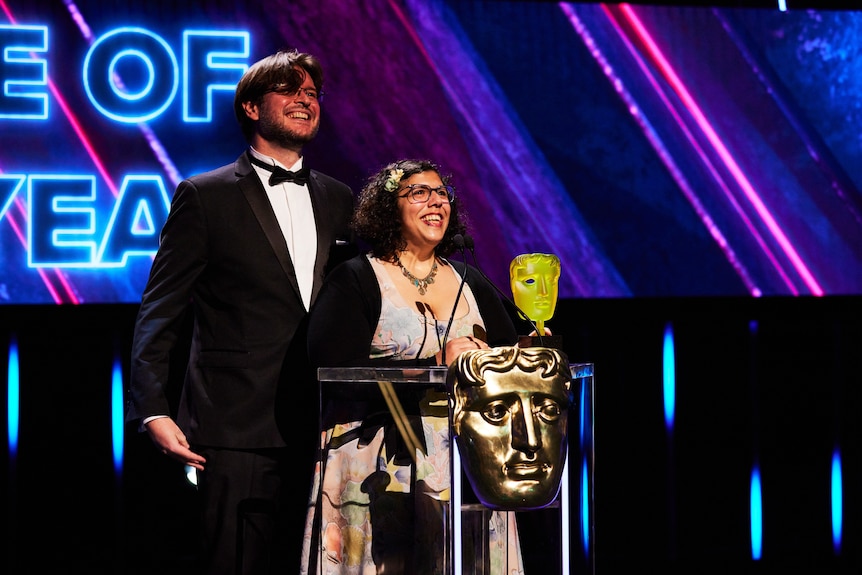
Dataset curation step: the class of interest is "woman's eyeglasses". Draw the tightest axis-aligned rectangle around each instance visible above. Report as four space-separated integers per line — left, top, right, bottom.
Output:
397 184 455 204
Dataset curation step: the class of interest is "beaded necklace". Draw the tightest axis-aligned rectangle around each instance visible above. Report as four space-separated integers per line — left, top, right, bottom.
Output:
396 256 438 295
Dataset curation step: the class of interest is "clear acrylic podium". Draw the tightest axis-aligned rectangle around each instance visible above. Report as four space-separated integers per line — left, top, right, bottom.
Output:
314 362 594 574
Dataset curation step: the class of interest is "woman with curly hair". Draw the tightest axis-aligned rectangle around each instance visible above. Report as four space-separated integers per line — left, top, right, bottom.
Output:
301 159 526 574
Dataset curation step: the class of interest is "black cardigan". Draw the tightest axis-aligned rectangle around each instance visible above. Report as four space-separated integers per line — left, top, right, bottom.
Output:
307 254 520 368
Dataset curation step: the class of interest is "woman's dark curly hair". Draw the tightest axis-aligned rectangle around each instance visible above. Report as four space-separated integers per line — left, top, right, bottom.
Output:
352 159 469 261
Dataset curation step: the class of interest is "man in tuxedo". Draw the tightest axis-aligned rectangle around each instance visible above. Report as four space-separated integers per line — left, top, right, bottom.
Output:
127 49 355 575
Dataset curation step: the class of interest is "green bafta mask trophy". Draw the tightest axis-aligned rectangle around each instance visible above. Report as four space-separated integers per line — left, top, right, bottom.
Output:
509 253 561 348
448 346 572 510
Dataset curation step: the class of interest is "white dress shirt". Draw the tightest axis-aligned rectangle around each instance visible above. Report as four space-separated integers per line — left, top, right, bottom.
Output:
248 147 318 311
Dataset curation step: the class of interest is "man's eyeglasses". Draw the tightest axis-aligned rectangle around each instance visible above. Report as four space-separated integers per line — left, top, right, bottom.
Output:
265 83 324 103
398 184 455 204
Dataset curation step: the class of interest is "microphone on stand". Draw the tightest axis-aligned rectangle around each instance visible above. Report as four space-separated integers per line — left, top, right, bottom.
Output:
461 234 545 346
463 234 475 255
441 234 469 366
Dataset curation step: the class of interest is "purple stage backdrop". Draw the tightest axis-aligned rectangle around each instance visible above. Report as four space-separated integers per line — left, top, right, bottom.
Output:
1 0 861 303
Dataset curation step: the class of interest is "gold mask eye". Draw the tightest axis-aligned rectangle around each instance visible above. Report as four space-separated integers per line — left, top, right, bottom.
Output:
481 400 510 424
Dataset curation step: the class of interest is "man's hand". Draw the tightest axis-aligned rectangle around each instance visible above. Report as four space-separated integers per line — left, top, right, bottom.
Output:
145 417 206 471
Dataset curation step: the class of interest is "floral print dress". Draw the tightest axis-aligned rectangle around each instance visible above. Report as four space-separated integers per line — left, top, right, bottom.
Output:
300 256 524 575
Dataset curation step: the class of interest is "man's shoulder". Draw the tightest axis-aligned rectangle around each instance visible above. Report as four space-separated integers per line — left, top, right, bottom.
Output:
310 170 352 192
182 152 249 186
187 161 239 185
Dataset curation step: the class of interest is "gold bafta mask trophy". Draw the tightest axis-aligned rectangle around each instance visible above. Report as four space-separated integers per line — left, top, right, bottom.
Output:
448 346 572 510
510 253 562 349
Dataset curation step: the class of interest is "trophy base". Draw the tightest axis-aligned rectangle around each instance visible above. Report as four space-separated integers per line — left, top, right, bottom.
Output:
518 334 564 350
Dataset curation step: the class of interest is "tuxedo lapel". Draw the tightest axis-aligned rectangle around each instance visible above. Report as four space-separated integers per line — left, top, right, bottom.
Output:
307 172 336 303
237 170 304 303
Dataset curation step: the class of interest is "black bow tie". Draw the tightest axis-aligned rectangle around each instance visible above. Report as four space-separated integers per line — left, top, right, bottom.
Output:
267 165 310 186
250 155 310 186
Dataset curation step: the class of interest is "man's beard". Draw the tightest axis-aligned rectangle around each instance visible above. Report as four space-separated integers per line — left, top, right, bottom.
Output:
258 112 319 148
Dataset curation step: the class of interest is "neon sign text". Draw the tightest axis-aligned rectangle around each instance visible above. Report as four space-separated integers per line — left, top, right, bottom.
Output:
0 174 171 267
1 24 250 122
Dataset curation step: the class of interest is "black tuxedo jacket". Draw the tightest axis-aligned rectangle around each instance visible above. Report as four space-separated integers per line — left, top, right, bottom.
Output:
127 151 355 449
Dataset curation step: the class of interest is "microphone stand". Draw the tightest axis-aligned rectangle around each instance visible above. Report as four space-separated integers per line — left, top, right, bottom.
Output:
425 304 444 352
414 301 430 359
441 234 468 366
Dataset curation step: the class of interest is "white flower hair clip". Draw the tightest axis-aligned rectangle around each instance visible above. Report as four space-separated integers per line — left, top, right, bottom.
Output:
384 168 404 192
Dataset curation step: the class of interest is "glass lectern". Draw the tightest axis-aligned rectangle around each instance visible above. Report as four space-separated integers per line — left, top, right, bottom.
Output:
311 361 594 575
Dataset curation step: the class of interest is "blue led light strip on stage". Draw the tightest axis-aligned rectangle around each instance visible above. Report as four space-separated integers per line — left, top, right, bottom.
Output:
663 323 675 431
111 353 124 473
832 449 843 554
662 321 677 557
6 334 19 457
579 380 588 559
750 467 762 560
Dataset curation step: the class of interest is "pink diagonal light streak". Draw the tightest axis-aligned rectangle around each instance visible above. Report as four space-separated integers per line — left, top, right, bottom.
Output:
561 2 764 296
617 3 823 296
